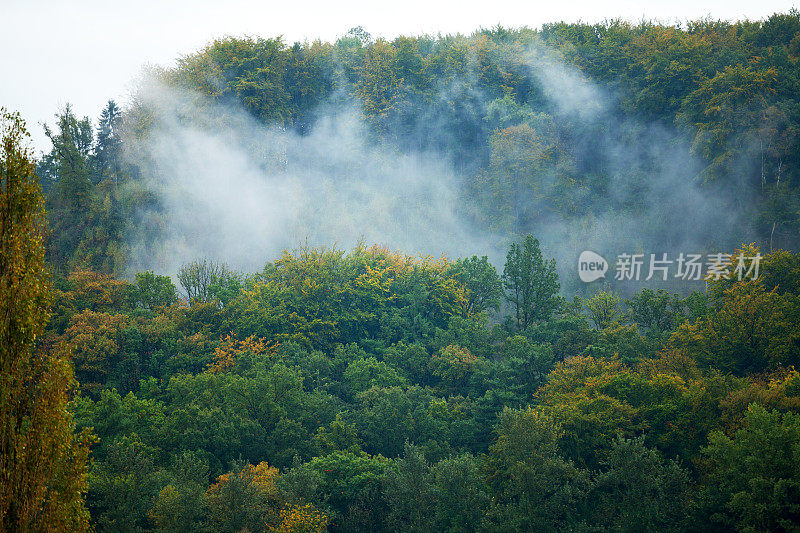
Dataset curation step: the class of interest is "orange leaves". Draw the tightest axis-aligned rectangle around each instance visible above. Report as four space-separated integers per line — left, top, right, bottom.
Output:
205 461 284 531
206 333 277 374
63 269 132 312
205 460 280 497
250 461 282 496
719 367 800 430
64 310 129 391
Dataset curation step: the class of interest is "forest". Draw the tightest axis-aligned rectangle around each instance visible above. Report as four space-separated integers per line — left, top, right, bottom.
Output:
3 9 800 532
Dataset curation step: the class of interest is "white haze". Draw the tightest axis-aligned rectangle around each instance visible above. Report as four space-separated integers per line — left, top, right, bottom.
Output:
123 39 756 291
123 82 503 275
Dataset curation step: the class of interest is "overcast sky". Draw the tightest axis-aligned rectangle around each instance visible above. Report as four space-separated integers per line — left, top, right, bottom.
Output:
1 0 797 152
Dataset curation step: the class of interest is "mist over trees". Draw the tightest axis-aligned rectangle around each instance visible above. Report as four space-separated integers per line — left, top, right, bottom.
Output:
4 9 800 532
37 11 800 283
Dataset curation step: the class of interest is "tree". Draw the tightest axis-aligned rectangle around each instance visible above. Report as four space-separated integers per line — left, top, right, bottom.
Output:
205 461 283 533
585 290 623 330
669 279 800 375
311 415 363 456
484 407 592 530
477 122 566 229
41 105 95 269
177 258 240 305
342 356 406 399
748 247 800 296
0 109 92 530
356 39 404 132
679 63 779 183
499 335 554 398
87 435 167 533
502 235 560 329
302 451 394 530
699 404 800 531
41 103 135 274
625 288 685 336
429 345 487 394
448 255 503 315
133 270 178 310
270 502 329 533
93 100 123 183
591 437 690 531
40 104 93 198
383 444 434 532
428 453 489 531
383 443 490 533
65 310 129 392
173 37 292 124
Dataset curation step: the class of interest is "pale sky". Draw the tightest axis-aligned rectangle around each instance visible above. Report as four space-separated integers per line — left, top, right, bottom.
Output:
1 0 797 152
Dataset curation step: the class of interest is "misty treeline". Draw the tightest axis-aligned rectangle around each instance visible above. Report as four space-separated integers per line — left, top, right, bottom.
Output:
14 8 800 533
37 10 800 281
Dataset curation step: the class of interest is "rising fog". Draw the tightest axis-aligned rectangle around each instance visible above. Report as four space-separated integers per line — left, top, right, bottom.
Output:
122 37 756 290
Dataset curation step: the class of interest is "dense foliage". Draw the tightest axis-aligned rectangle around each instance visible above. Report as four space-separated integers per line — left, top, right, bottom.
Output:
29 239 798 532
14 9 800 532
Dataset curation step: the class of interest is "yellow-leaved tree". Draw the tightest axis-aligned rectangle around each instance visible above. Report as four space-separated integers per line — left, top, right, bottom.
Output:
0 109 92 531
270 502 329 533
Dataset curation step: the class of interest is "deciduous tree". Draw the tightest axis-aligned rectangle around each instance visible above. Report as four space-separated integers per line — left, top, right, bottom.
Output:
502 235 560 329
0 109 92 531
